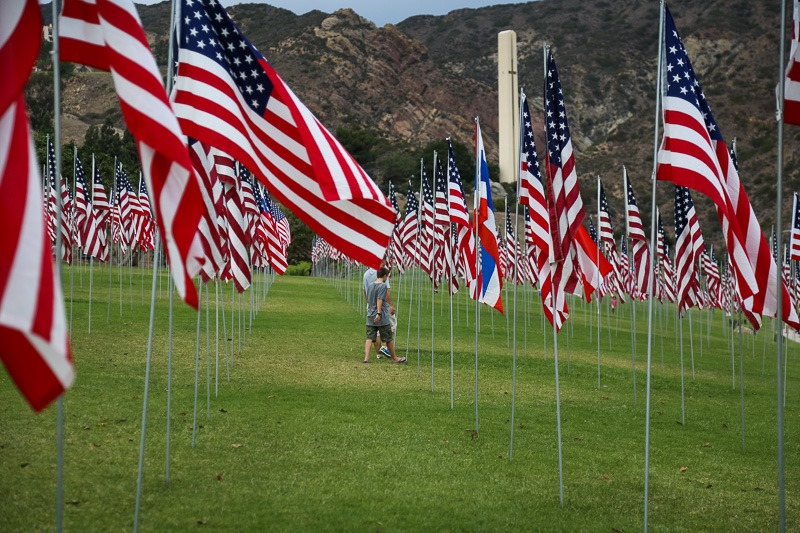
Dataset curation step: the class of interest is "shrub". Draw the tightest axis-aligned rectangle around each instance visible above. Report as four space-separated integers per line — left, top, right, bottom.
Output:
286 261 311 276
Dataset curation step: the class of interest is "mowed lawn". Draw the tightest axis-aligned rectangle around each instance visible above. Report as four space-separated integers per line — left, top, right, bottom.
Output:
0 264 798 531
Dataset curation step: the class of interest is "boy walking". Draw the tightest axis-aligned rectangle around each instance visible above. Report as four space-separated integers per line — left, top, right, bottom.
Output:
364 267 405 364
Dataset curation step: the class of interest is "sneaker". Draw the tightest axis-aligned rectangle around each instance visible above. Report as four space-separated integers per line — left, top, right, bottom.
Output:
379 346 391 358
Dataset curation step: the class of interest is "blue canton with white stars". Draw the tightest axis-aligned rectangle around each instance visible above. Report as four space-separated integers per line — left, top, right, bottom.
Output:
179 0 273 114
543 50 571 168
664 8 724 143
674 185 695 239
520 92 543 183
405 179 419 217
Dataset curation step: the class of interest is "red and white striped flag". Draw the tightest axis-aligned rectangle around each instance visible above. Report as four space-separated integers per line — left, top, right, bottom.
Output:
60 0 205 307
542 49 584 330
399 180 420 271
216 155 251 292
658 7 799 330
0 0 74 411
171 0 393 269
674 186 704 314
624 167 651 299
46 137 73 264
518 91 551 296
782 0 800 125
447 141 477 298
790 192 800 261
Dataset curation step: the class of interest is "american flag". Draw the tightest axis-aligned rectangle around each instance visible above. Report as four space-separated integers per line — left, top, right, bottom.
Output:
137 176 155 251
239 168 259 245
661 244 677 304
504 204 522 284
674 186 704 313
791 192 800 261
74 154 108 260
543 48 584 329
188 139 227 281
91 158 110 222
261 185 288 275
702 248 721 309
387 181 404 272
399 180 419 271
518 91 552 298
60 0 206 308
221 158 252 291
658 7 798 329
419 167 435 278
656 210 667 261
73 153 90 248
475 119 503 313
271 199 291 248
523 207 539 287
447 141 477 298
0 0 73 411
171 0 393 269
587 216 598 244
47 137 73 264
433 155 450 285
624 168 651 298
783 0 800 125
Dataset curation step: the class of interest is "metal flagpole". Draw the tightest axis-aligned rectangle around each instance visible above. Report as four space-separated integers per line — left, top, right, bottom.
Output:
688 308 696 379
88 154 97 334
624 166 638 404
597 177 602 388
739 310 746 451
220 280 231 383
643 3 665 530
69 146 76 340
215 279 220 397
206 282 211 419
165 275 173 485
133 231 162 532
417 167 424 376
108 158 116 323
192 282 203 447
474 117 481 434
431 154 437 393
50 10 67 529
542 44 563 507
680 313 685 425
776 0 789 525
510 88 524 460
446 143 456 410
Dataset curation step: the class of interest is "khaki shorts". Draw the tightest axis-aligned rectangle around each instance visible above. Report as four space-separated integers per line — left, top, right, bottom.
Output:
366 324 393 343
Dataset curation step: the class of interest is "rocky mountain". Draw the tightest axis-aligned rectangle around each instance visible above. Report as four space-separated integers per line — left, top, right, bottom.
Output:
35 0 800 249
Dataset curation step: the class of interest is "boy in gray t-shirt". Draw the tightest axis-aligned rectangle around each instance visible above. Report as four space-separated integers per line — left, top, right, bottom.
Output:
364 267 405 364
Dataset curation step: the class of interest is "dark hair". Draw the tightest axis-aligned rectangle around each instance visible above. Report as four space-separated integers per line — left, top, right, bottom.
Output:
377 266 390 279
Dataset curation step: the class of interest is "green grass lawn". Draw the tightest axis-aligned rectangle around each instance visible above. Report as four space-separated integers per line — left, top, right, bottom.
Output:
0 263 798 531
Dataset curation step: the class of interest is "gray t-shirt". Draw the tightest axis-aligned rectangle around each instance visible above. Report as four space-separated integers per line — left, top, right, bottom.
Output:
363 268 390 293
366 280 391 326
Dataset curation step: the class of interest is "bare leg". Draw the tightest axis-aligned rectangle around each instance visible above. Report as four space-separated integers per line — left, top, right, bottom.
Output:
364 339 373 363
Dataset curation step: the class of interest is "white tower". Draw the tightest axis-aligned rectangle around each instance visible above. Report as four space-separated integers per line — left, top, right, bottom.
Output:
497 30 519 185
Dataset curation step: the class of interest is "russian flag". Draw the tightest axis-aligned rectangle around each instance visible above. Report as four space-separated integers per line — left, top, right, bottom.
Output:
474 119 503 314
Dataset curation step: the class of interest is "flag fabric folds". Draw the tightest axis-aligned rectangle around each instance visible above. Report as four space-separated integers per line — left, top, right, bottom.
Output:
170 0 393 269
790 192 800 261
624 167 651 299
474 119 503 314
0 0 74 411
782 0 800 125
447 142 477 298
542 49 584 329
60 0 205 308
657 7 799 330
518 90 552 301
